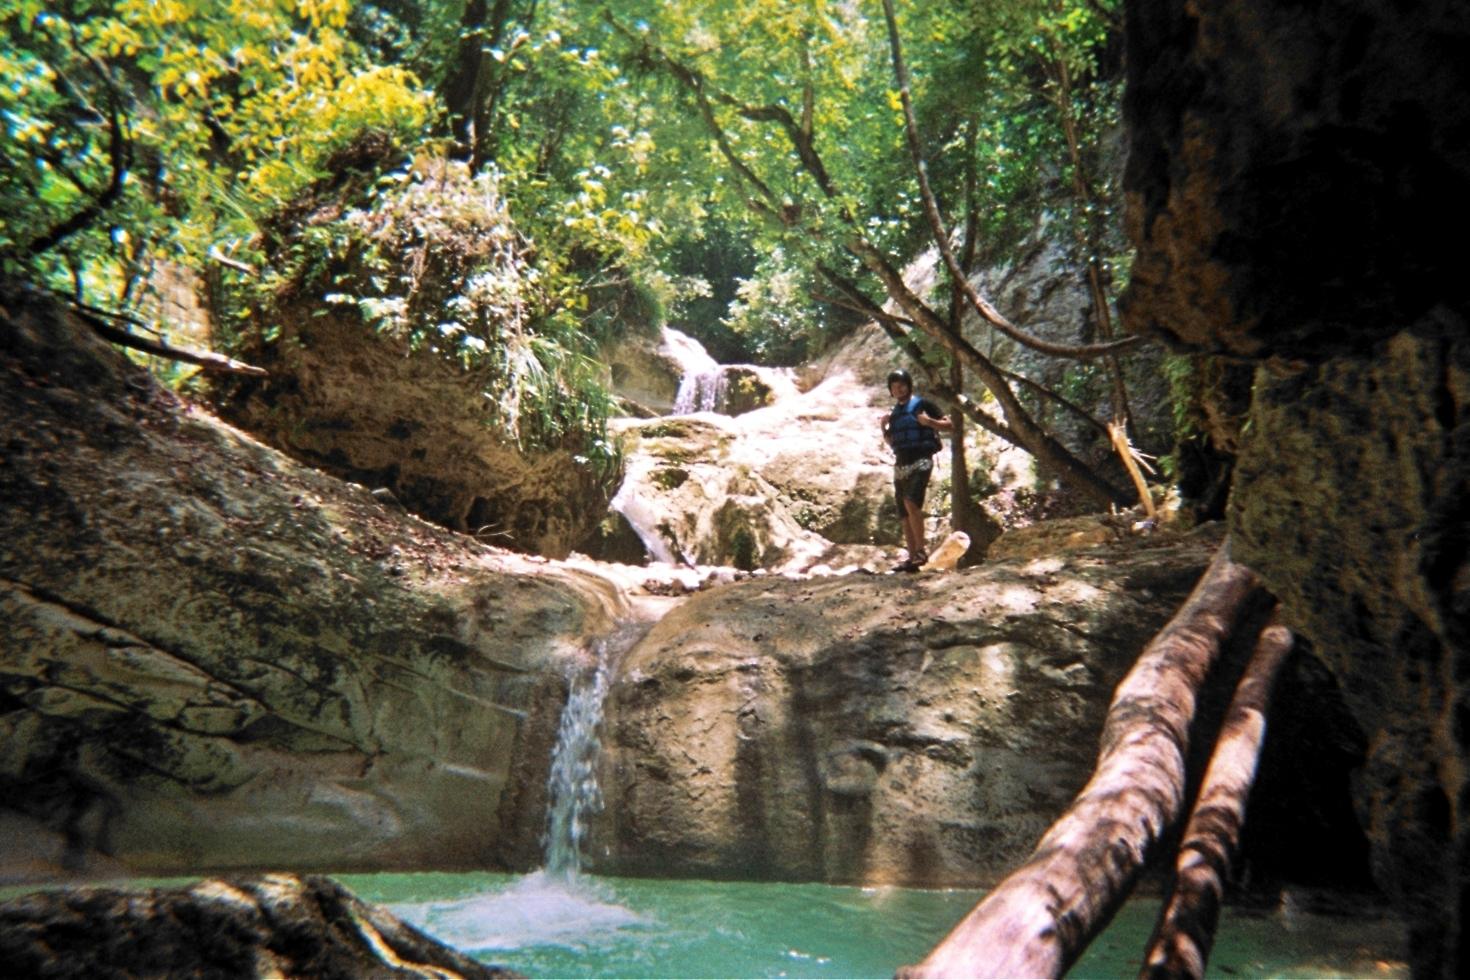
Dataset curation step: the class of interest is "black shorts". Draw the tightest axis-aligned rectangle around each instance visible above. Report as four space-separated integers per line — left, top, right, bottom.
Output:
894 458 933 511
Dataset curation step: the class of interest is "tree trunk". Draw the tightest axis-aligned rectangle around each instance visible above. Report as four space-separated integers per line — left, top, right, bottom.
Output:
442 0 515 168
1140 615 1295 980
900 542 1263 979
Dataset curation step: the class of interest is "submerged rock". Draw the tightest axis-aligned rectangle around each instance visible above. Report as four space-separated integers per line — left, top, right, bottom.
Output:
0 873 517 978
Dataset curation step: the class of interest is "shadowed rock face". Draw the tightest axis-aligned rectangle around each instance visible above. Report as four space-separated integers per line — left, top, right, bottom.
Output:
0 284 616 881
1122 1 1470 974
597 529 1228 886
212 314 611 558
0 873 518 978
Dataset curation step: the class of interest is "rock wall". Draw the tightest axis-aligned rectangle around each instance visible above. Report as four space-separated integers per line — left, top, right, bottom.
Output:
596 528 1227 886
1122 1 1470 974
214 314 609 559
0 285 615 882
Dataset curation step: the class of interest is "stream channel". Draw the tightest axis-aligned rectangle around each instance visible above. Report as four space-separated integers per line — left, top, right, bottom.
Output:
338 620 1404 979
369 333 1392 979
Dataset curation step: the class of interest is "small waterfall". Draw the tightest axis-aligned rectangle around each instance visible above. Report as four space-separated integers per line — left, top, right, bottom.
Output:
660 328 726 415
609 457 683 565
541 636 617 879
672 370 728 414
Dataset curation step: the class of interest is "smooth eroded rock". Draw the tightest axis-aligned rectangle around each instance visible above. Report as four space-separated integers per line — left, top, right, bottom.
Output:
0 873 517 979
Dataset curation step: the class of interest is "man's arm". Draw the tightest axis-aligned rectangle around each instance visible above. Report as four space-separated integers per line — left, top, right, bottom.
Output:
916 401 954 432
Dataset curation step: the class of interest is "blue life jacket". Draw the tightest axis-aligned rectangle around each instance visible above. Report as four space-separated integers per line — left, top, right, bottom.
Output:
890 396 942 456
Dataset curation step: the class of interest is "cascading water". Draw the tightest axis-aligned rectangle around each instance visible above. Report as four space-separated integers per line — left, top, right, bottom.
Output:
541 641 615 879
387 627 650 955
609 459 682 566
672 370 728 414
661 328 727 415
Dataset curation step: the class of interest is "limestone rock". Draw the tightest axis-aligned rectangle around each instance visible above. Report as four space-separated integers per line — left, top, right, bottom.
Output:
0 873 517 978
595 526 1227 886
600 329 683 416
1122 2 1470 973
211 314 609 558
0 283 613 881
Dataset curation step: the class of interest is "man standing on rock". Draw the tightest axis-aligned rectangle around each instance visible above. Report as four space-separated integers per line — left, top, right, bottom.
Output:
880 369 952 572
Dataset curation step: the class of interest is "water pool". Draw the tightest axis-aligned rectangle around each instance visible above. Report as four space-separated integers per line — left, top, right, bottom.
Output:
338 871 1406 979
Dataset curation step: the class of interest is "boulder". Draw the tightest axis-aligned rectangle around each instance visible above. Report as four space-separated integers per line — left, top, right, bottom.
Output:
0 873 517 978
211 312 611 559
600 329 682 416
0 283 617 881
594 526 1230 886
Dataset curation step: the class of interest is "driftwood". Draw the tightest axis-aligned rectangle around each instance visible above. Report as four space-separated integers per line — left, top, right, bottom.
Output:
1140 614 1295 979
1110 421 1158 518
900 541 1262 978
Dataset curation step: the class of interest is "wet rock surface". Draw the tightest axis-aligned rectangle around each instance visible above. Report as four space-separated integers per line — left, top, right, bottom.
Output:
596 526 1226 886
0 873 517 979
0 284 615 881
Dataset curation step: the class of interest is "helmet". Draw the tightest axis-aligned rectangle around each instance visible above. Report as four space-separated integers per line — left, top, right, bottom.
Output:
886 368 913 387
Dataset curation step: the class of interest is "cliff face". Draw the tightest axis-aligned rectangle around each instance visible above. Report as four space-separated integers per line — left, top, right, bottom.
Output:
0 285 616 881
596 528 1224 887
1122 1 1470 974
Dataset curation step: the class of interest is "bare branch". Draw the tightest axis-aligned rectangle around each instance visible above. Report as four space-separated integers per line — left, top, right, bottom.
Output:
814 265 1018 444
208 248 261 277
73 305 268 377
847 237 1132 506
998 365 1112 439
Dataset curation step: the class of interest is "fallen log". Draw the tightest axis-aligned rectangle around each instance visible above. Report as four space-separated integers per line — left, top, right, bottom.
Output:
900 540 1263 979
1140 614 1295 979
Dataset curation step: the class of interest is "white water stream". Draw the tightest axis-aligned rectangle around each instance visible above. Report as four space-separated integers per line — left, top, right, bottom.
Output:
661 328 727 414
542 643 615 879
540 620 653 879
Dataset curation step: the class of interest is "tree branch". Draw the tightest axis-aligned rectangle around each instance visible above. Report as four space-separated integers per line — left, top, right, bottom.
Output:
24 49 132 259
814 265 1018 445
901 542 1265 979
847 238 1132 507
614 11 1128 507
72 304 268 376
879 0 1138 362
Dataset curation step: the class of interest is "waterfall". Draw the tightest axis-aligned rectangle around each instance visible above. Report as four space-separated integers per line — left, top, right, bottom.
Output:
660 328 726 415
672 370 728 415
541 636 618 879
609 457 683 565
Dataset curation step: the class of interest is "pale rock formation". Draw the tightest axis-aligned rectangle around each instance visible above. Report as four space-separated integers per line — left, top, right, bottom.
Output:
0 284 621 881
594 524 1226 886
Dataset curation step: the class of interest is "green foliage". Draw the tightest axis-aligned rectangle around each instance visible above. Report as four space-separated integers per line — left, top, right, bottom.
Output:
3 1 433 279
722 249 830 365
1158 352 1215 482
3 0 1130 464
230 149 621 477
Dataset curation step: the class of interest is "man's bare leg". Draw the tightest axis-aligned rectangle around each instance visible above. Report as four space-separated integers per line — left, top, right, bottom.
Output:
903 498 927 561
